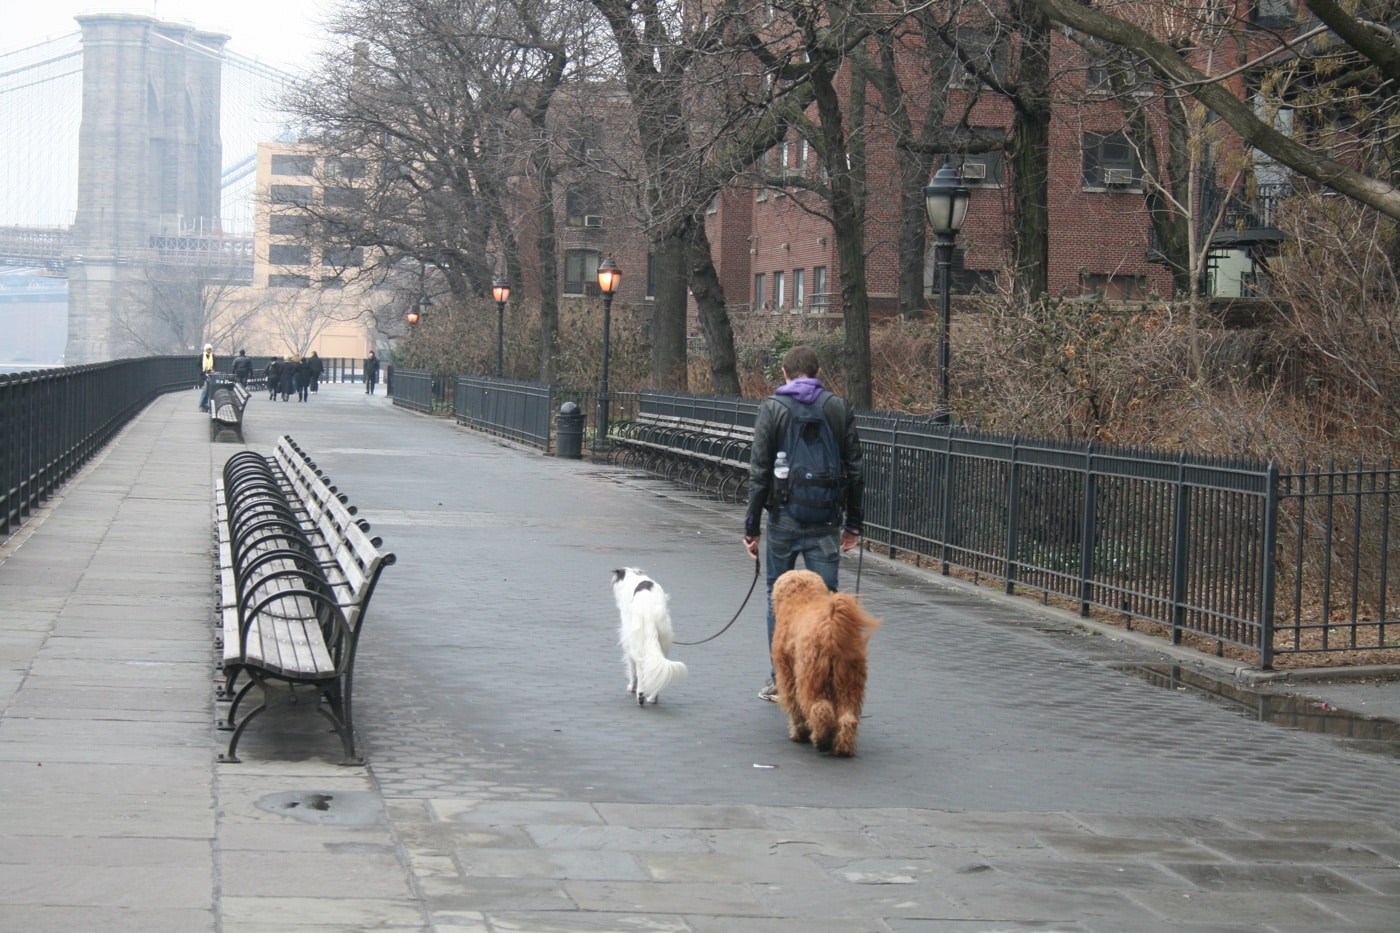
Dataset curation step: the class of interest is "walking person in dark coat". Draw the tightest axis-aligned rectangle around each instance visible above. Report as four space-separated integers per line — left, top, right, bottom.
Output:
278 356 297 401
265 359 281 401
309 352 323 393
231 349 253 386
295 356 313 402
364 351 380 394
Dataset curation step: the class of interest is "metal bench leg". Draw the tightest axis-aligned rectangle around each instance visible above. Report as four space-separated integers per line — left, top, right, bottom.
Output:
315 675 363 765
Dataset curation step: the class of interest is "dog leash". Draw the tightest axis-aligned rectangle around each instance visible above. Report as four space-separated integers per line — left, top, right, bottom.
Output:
674 556 761 646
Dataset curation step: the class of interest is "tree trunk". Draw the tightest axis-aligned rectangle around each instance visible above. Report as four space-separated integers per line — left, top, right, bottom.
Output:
813 61 872 409
652 232 689 390
533 168 559 383
1010 0 1052 302
687 215 741 396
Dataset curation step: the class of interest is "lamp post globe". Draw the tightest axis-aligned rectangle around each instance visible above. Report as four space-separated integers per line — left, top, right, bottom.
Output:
595 258 621 450
923 158 970 422
492 277 510 378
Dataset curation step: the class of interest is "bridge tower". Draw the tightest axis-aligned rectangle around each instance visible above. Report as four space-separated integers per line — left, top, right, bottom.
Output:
67 14 228 364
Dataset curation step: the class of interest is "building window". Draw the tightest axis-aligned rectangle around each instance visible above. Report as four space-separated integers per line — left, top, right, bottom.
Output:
564 249 600 296
773 270 785 309
269 244 311 266
1252 0 1296 27
959 150 1005 187
793 268 805 310
270 185 312 207
270 154 314 176
1083 131 1141 189
320 276 346 289
322 246 363 267
1086 56 1153 95
646 253 656 299
566 186 602 226
324 187 363 209
947 30 1010 89
269 213 314 236
268 273 310 288
754 273 766 308
324 157 366 180
811 266 827 309
1080 272 1148 300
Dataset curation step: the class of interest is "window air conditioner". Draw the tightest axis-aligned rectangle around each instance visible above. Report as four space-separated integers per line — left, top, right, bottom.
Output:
1103 168 1133 187
961 162 987 182
584 215 603 228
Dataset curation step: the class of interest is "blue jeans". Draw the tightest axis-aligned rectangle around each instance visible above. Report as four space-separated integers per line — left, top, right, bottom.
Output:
764 510 841 672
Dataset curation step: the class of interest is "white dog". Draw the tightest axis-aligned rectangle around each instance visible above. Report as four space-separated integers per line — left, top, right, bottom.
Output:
611 568 688 705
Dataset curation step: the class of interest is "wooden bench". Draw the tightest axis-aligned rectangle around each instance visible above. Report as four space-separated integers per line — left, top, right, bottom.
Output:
214 435 396 765
610 391 757 503
209 378 252 443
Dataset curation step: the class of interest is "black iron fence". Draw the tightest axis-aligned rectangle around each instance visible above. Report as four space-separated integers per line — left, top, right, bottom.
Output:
390 369 437 414
859 417 1397 669
0 357 198 542
454 376 555 450
390 369 640 450
373 376 1398 668
599 392 1395 670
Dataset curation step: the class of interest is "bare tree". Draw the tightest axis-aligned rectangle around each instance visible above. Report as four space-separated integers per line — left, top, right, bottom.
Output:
1029 0 1400 221
114 250 260 356
1271 193 1400 440
283 0 581 378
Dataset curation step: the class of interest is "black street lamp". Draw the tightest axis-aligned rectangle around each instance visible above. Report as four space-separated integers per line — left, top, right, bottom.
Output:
406 294 429 326
491 277 510 377
594 258 621 450
923 157 970 422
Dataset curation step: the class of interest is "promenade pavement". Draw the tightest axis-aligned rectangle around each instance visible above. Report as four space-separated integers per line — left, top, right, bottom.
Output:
1 382 1398 933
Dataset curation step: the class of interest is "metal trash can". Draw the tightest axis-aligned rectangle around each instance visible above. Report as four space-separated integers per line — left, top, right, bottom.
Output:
555 401 585 459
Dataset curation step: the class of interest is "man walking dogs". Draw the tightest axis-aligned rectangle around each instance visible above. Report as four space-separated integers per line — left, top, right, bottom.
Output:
743 345 865 701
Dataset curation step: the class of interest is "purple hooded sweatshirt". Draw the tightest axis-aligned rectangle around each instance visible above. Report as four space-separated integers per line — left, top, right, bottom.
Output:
775 376 825 405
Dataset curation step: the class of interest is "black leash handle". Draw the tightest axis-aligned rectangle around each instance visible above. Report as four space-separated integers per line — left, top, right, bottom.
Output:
675 556 761 646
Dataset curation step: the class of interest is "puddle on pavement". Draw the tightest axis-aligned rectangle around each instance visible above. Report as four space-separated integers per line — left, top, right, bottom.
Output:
255 790 385 826
1113 663 1400 758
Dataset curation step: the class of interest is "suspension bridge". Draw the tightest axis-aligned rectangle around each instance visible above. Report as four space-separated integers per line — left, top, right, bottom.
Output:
0 13 304 365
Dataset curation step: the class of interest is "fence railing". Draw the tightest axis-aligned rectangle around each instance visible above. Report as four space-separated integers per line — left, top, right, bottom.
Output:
383 377 1396 668
390 370 640 449
597 392 1396 670
390 369 437 414
0 357 199 542
454 376 555 450
860 418 1397 669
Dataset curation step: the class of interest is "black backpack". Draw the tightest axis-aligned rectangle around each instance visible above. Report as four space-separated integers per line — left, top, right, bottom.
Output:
774 391 845 525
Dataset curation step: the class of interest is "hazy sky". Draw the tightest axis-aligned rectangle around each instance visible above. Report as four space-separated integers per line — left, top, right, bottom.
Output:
6 1 334 71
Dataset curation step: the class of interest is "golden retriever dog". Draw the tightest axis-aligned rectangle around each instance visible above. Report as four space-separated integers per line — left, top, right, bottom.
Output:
770 569 880 757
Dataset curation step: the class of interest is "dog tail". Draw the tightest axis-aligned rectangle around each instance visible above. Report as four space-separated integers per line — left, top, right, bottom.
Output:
637 649 688 699
631 602 687 700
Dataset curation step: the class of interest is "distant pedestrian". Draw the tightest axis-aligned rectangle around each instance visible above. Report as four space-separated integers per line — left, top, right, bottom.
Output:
278 356 297 401
364 351 380 395
197 343 216 411
231 349 253 386
309 351 323 393
265 359 281 401
295 356 312 402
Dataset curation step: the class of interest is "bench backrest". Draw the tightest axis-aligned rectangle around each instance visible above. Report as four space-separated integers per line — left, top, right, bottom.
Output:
273 435 397 627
